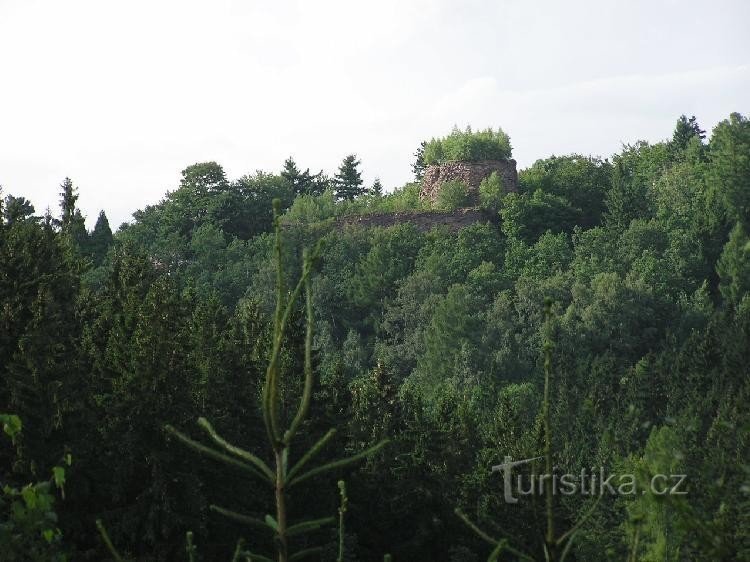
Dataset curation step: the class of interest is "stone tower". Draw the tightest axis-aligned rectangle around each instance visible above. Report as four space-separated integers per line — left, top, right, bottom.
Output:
419 159 518 204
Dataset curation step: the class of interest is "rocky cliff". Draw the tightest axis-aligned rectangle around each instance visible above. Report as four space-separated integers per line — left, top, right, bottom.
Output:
420 159 518 203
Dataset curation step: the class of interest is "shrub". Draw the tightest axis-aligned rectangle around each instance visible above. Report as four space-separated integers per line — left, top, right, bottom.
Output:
435 180 469 210
423 126 512 165
478 171 504 213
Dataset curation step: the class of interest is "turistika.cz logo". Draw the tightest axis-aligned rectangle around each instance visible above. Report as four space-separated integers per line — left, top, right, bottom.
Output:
492 456 687 504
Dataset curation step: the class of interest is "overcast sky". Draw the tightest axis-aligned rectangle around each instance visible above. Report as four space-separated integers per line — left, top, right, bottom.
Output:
1 0 748 227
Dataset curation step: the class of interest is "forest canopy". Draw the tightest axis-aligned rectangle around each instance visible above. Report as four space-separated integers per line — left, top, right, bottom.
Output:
1 113 749 562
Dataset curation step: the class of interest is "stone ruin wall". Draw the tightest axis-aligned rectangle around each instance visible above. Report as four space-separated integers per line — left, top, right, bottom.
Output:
419 159 519 204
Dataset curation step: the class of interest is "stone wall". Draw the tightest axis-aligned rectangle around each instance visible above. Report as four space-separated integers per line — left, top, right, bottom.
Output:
420 159 518 203
335 208 496 233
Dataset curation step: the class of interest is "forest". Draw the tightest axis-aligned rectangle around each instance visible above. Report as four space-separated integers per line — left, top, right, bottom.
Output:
1 113 749 561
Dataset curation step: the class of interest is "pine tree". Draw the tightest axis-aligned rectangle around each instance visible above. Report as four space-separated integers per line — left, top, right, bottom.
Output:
371 177 383 197
334 154 364 201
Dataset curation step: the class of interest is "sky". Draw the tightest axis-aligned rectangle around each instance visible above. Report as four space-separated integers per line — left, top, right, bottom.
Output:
0 0 748 228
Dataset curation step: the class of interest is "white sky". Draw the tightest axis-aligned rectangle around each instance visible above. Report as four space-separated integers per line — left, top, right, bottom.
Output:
1 0 748 228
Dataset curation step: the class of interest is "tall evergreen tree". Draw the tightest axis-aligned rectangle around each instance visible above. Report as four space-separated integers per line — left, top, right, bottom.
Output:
281 157 315 197
89 210 114 265
334 154 364 201
671 114 706 152
371 177 383 197
58 178 78 229
57 178 88 253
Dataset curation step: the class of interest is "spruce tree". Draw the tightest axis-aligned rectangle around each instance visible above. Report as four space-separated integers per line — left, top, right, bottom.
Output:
671 114 705 152
58 178 78 229
89 210 114 265
57 178 88 253
334 154 364 201
371 177 383 197
281 157 315 197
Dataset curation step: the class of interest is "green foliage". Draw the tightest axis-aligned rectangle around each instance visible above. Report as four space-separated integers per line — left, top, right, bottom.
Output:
519 155 611 228
707 112 750 230
669 114 705 157
281 157 327 197
435 180 469 210
412 140 427 181
500 190 581 243
3 195 36 225
2 112 749 561
478 172 504 213
167 204 388 562
87 211 113 265
1 415 70 561
717 222 750 307
335 154 365 201
423 126 512 165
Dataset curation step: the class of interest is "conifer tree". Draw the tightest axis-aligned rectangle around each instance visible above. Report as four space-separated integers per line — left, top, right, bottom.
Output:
371 177 383 197
57 177 88 253
334 155 364 201
58 178 79 230
671 114 705 152
89 210 114 265
167 200 388 562
4 195 36 225
281 157 316 197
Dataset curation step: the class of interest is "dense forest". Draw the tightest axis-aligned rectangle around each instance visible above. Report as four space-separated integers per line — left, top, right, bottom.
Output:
1 113 749 561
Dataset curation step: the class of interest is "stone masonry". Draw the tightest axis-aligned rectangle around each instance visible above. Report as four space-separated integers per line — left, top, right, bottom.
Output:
419 159 518 203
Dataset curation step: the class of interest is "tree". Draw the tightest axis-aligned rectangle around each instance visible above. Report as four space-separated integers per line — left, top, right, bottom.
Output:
717 223 750 307
56 177 88 255
434 180 469 210
371 177 383 197
412 140 427 181
166 204 387 562
3 195 36 225
281 157 316 197
334 154 364 201
88 210 113 265
180 162 229 194
58 178 79 230
707 112 750 230
501 190 581 243
670 114 706 153
519 155 611 228
478 171 504 213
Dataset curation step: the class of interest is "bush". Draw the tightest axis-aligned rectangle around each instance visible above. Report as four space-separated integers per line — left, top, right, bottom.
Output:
478 171 504 213
423 126 512 165
435 180 469 210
